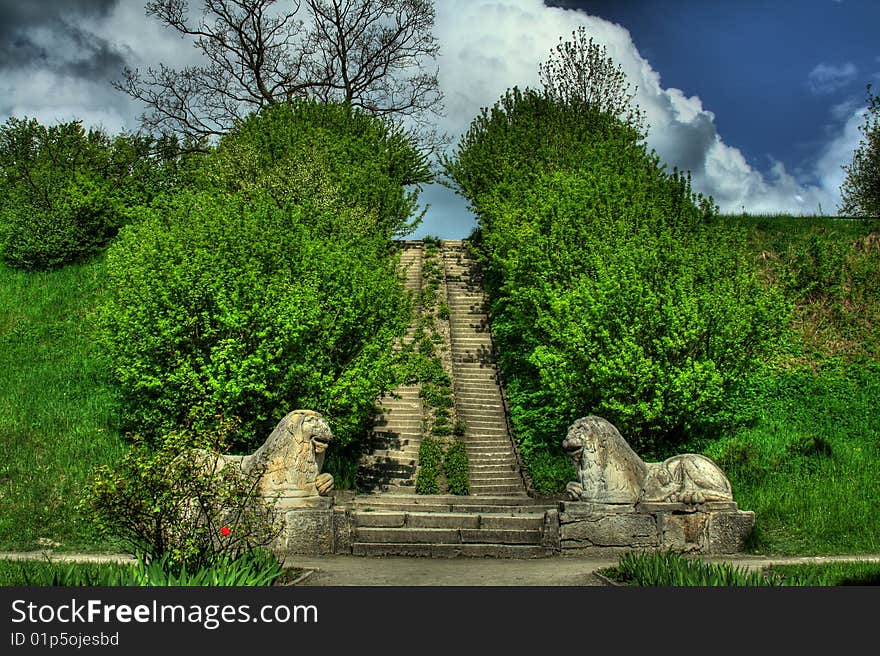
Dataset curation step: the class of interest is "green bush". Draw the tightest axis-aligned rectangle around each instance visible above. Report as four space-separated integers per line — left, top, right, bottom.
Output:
98 189 410 449
446 87 788 460
443 439 470 495
0 117 192 269
415 437 442 494
1 173 121 270
524 449 575 496
197 100 432 240
78 421 282 572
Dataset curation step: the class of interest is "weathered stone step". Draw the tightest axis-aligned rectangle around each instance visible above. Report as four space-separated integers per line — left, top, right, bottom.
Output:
350 493 540 509
355 526 542 545
350 543 551 558
470 484 525 495
353 511 543 529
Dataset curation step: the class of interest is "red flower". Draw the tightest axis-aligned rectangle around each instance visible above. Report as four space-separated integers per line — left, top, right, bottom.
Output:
220 526 230 537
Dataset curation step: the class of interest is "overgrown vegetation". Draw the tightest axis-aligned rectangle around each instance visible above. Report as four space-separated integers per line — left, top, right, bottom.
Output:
445 34 787 496
1 100 428 552
0 117 192 270
408 238 469 495
99 188 410 452
78 420 282 572
692 215 880 555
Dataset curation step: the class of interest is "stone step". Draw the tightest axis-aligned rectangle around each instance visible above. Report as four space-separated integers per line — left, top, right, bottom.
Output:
355 526 543 545
353 511 544 530
350 493 539 508
350 543 551 558
470 484 525 495
362 450 419 461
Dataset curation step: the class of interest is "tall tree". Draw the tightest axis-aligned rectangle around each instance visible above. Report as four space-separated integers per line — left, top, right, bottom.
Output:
116 0 443 148
840 84 880 217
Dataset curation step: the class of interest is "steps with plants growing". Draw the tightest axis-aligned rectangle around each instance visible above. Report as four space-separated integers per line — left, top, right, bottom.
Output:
358 242 424 492
442 241 528 497
345 493 555 558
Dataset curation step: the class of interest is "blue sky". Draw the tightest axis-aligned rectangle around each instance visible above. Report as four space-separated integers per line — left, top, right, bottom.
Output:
1 1 876 238
551 0 877 192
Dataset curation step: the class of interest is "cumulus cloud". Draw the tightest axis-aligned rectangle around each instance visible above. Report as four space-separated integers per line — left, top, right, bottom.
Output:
426 0 854 227
0 0 201 133
808 62 858 95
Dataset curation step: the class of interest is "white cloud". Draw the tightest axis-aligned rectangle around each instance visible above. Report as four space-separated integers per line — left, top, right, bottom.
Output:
808 62 859 95
422 0 855 229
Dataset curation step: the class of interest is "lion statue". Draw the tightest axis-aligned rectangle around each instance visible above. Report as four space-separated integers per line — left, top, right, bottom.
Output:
213 410 334 501
562 416 733 504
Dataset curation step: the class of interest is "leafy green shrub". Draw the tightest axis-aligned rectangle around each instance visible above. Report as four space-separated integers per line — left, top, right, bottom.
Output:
197 100 432 240
1 173 123 270
415 437 442 494
446 83 788 461
443 439 470 495
0 117 191 269
79 421 282 572
524 449 576 496
98 189 409 449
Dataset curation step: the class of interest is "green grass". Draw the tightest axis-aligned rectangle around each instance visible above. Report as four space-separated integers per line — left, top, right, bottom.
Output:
0 256 126 551
602 551 880 586
766 561 880 586
701 363 880 555
0 551 299 586
689 214 880 556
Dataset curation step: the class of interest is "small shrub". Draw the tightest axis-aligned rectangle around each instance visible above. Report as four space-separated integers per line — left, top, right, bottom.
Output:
79 421 283 572
443 439 470 495
1 174 123 270
525 449 576 496
415 437 442 494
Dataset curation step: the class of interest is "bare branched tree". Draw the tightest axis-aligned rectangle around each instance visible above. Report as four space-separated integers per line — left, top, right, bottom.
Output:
116 0 444 147
538 25 644 134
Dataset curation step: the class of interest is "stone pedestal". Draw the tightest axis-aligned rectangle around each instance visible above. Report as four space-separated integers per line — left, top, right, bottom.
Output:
557 501 754 555
277 497 334 556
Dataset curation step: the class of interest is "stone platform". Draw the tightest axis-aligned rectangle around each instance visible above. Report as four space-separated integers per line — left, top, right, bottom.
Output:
278 494 754 557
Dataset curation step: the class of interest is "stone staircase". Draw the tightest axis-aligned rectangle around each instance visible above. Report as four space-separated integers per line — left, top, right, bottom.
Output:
357 242 424 492
442 240 527 497
346 493 555 558
351 240 541 557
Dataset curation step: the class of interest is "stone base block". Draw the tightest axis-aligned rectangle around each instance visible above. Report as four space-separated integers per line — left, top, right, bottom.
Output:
558 501 754 555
